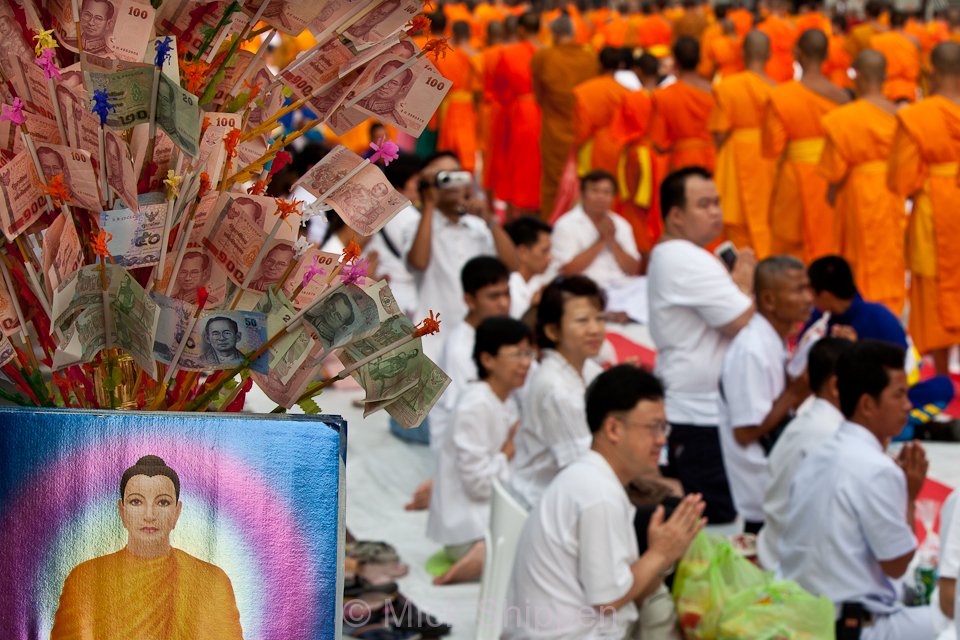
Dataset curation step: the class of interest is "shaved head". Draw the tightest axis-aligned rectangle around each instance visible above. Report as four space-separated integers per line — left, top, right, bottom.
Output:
743 30 770 64
797 28 828 61
754 255 805 300
550 14 574 38
854 49 886 84
487 19 504 44
932 41 960 76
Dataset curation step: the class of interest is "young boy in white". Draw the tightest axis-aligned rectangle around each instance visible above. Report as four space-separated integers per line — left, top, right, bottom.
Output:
427 317 534 585
503 365 706 639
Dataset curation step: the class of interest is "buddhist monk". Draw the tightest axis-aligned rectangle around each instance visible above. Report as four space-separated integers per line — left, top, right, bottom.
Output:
436 21 480 173
794 0 832 36
649 36 717 172
699 9 743 80
51 456 243 639
673 0 709 41
847 0 886 59
762 28 848 261
479 20 506 202
531 15 598 218
819 50 906 315
493 11 543 217
870 11 921 103
574 46 629 177
710 30 776 258
728 1 754 38
758 0 797 82
888 42 960 375
824 14 854 89
636 1 672 48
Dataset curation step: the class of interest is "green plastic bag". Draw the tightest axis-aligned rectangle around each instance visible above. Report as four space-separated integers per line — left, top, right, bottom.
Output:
716 580 836 640
672 533 769 639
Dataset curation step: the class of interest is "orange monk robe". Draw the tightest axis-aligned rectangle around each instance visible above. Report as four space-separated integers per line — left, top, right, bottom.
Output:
573 75 629 176
473 3 507 42
649 81 717 172
794 11 832 36
906 18 936 56
758 15 797 83
593 11 629 49
480 44 506 194
846 21 881 59
531 43 598 217
51 548 243 640
493 41 542 211
762 81 840 261
870 31 921 102
819 100 906 315
664 6 685 25
697 22 723 77
824 34 853 89
589 7 612 33
729 7 754 38
709 71 776 258
444 3 473 34
701 32 744 80
637 13 673 48
540 9 563 45
611 90 660 252
435 46 480 173
887 96 960 354
673 8 710 41
566 4 593 45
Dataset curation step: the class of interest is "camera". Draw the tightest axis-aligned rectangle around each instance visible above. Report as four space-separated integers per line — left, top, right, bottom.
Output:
435 170 472 190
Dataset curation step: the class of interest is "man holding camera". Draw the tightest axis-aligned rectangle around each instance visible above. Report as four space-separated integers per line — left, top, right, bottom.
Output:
404 151 517 363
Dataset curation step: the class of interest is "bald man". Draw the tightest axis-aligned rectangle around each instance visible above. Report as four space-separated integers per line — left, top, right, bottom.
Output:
710 31 778 258
531 15 598 218
870 11 922 104
758 0 798 82
819 50 907 316
888 42 960 375
762 29 849 261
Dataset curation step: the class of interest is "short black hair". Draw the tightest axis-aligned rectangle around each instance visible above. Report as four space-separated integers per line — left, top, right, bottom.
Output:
504 216 552 248
473 317 533 379
673 36 701 71
428 10 447 33
519 10 541 33
836 339 905 418
599 46 623 71
461 256 509 296
205 316 239 335
808 255 858 300
660 166 712 220
535 275 606 349
580 169 617 193
633 51 660 77
423 150 460 169
808 336 854 394
453 20 472 39
586 364 664 434
382 153 424 190
121 455 180 501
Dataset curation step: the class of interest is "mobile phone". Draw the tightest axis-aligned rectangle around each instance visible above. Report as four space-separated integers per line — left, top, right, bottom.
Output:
714 241 738 271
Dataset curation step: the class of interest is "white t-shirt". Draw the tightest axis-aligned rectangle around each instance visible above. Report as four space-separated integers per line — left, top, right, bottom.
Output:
647 239 752 425
718 313 785 522
430 320 477 453
779 421 917 615
758 397 845 570
369 204 420 318
551 205 640 291
509 271 550 320
941 491 960 581
426 382 517 546
401 209 495 361
503 450 640 640
511 349 602 508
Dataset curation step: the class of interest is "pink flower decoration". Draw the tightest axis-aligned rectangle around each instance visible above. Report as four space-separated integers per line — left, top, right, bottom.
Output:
302 255 327 287
35 48 61 80
340 258 368 287
0 98 26 127
369 136 400 167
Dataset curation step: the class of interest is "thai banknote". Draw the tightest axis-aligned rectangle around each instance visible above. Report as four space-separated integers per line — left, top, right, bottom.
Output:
338 315 422 405
0 149 47 241
155 0 232 57
282 247 339 309
83 63 154 130
251 339 326 408
104 131 139 212
255 287 315 384
383 356 450 428
51 263 129 332
100 192 167 269
308 72 361 127
195 112 242 180
176 310 270 374
50 0 156 62
280 38 356 101
42 211 84 298
307 0 373 43
34 142 102 212
157 73 201 158
1 113 60 156
0 336 14 367
350 55 451 137
244 0 329 35
159 245 230 309
341 0 420 50
300 279 401 352
0 276 22 337
130 127 175 190
145 36 180 84
150 292 196 364
5 57 55 117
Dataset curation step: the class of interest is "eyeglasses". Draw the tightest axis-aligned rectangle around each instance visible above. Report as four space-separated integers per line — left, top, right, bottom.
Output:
501 349 537 361
613 414 671 437
81 11 108 24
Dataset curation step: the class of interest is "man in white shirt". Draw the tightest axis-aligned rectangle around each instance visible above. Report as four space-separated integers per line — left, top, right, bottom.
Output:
504 216 554 320
647 166 755 524
758 337 852 570
780 340 937 640
938 491 958 632
718 255 814 534
504 365 706 639
404 151 518 362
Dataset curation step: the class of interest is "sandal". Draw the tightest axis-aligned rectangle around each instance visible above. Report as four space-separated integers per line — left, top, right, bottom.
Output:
347 541 400 565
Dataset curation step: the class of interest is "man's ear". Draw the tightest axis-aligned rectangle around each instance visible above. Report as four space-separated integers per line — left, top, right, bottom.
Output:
543 322 560 345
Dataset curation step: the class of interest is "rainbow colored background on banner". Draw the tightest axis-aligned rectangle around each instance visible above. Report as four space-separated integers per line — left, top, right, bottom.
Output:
0 408 346 639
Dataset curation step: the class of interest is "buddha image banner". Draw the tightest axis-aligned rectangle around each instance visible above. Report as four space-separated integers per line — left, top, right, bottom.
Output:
0 408 346 640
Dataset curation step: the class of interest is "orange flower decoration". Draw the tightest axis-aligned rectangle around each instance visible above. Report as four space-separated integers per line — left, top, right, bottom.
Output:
89 229 115 263
243 78 262 101
406 14 431 33
223 128 242 160
248 180 267 195
39 174 72 205
341 239 362 265
414 310 442 338
274 198 303 220
423 37 451 61
198 172 211 198
181 58 209 95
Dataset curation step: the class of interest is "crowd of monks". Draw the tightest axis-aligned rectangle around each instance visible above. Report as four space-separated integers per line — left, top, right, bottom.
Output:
417 0 960 377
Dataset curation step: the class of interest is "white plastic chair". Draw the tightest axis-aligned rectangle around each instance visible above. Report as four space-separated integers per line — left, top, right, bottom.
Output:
475 479 530 640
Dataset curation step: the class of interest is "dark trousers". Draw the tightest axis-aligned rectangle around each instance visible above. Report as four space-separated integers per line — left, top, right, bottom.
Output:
661 423 737 524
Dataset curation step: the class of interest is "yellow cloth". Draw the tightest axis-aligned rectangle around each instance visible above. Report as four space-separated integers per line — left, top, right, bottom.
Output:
51 548 243 640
